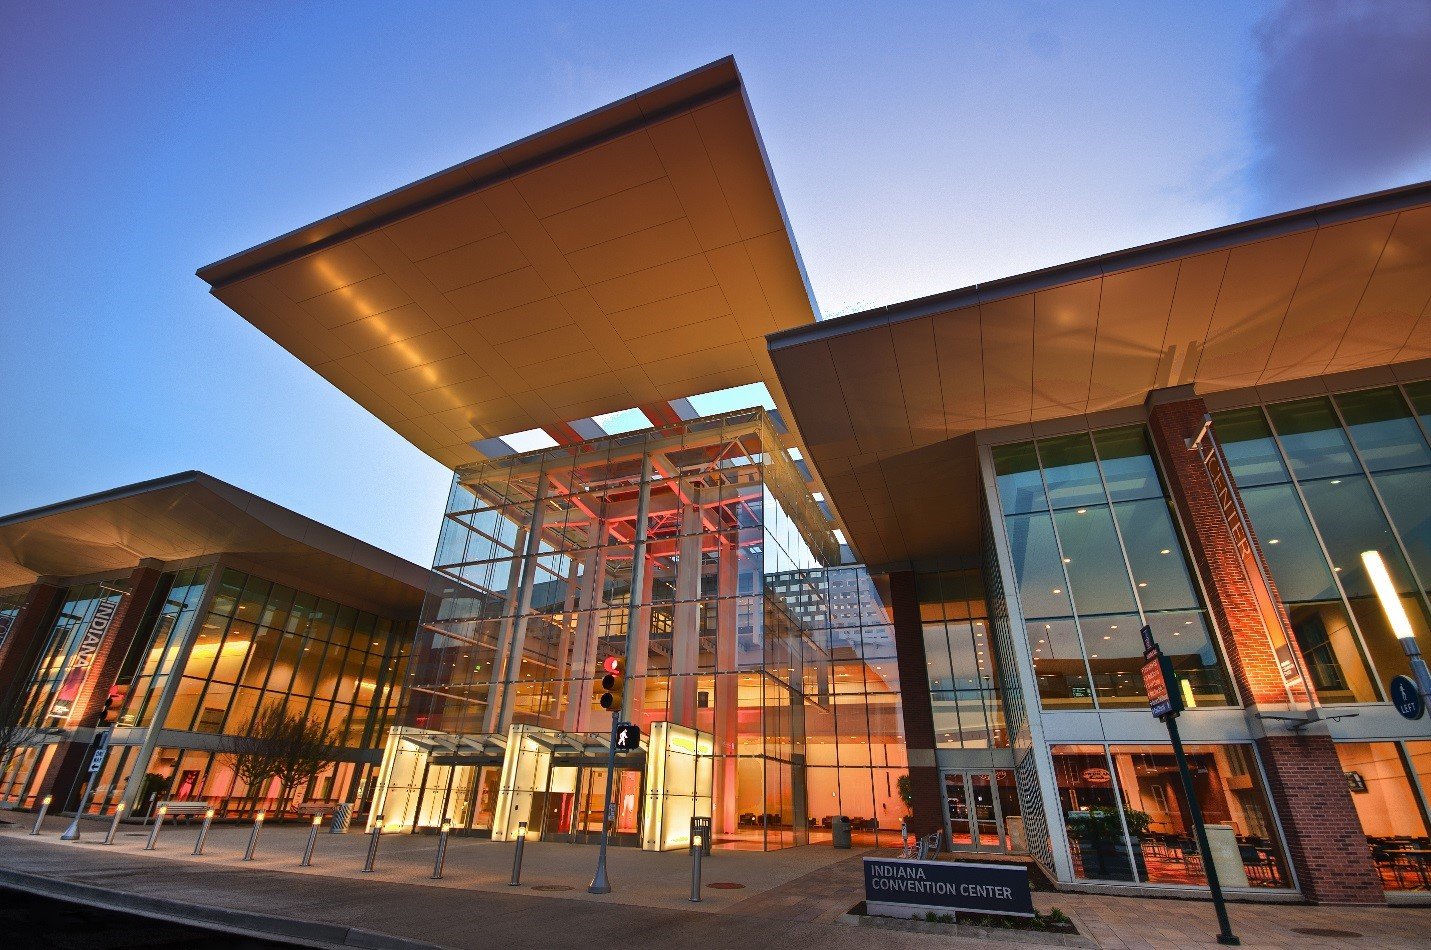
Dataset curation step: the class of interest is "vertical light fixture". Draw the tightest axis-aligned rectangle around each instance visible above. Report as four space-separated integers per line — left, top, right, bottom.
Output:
1362 549 1431 701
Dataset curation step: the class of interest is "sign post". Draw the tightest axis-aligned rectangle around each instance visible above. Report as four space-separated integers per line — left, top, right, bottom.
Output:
61 729 111 841
1140 625 1239 946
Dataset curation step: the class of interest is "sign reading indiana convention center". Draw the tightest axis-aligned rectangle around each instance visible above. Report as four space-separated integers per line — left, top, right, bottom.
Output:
48 599 118 721
863 857 1034 919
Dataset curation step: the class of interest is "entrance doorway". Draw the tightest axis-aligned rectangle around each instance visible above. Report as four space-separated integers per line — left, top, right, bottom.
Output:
539 765 642 845
943 770 1023 852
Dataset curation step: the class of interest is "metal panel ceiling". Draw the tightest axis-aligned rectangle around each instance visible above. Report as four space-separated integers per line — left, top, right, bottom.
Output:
199 58 819 471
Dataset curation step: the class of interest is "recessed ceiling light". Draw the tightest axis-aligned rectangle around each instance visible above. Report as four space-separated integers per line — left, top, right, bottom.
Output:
1268 539 1280 545
1159 549 1170 555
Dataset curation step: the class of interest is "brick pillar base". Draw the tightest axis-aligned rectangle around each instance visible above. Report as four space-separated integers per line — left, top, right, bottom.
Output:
888 571 944 841
34 740 88 811
1258 733 1383 904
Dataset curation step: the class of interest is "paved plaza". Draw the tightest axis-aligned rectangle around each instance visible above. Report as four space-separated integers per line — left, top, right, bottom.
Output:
1 814 1429 949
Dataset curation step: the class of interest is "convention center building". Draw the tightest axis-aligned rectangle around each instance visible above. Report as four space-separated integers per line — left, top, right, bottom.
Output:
9 57 1430 906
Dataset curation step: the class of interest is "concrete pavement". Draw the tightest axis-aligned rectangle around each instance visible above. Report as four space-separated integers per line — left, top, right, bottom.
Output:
2 814 1429 949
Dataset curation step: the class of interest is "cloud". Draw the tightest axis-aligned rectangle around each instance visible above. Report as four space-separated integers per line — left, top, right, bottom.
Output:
1246 0 1431 214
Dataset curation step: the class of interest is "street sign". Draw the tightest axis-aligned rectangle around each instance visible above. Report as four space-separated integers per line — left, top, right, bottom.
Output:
87 729 112 774
1390 675 1424 720
1139 626 1182 721
614 721 641 751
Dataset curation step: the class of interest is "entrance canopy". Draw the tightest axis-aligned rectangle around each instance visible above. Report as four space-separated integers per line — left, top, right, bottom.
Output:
199 57 819 470
769 182 1431 566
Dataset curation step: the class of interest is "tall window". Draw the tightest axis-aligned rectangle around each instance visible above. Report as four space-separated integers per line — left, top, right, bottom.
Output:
918 569 1006 748
991 426 1234 710
1214 381 1431 702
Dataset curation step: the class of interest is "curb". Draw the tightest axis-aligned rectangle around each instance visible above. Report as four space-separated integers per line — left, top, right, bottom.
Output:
0 867 446 950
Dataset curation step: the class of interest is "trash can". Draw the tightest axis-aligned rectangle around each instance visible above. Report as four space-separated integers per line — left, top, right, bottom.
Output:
831 815 852 849
329 802 353 834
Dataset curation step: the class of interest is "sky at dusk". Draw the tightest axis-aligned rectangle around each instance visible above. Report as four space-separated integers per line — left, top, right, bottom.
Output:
3 1 1428 566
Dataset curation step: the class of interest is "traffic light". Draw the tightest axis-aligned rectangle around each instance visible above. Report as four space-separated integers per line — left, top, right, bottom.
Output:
599 656 624 713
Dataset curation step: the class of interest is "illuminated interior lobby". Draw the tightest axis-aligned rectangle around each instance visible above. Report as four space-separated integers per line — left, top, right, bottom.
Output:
192 57 1431 902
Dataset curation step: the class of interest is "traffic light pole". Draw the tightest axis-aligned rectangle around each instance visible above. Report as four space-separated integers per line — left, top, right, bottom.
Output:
589 713 620 894
589 454 651 896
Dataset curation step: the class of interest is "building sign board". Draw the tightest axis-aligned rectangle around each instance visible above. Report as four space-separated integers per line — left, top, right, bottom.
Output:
1139 625 1180 721
863 857 1034 919
48 599 118 722
1390 675 1424 721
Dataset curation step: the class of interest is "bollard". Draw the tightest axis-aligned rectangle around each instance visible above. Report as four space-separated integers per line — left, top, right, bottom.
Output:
689 830 704 902
242 811 264 861
29 796 52 836
103 803 126 845
431 817 452 879
144 805 168 850
508 821 527 886
193 808 215 855
362 815 384 872
300 814 322 866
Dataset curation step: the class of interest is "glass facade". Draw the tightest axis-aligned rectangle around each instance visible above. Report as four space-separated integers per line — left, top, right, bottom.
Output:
991 425 1235 711
376 409 906 848
93 566 411 817
1215 382 1431 702
916 569 1005 749
1052 743 1287 888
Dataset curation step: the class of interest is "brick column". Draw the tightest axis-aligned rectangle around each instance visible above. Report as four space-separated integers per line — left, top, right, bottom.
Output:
0 580 64 709
36 562 164 809
1146 388 1383 904
888 570 944 841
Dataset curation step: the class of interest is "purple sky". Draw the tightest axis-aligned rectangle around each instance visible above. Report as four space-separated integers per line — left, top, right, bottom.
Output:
2 1 1428 565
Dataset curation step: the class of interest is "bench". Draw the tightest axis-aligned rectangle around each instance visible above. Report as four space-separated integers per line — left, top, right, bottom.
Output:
156 801 209 821
296 803 334 819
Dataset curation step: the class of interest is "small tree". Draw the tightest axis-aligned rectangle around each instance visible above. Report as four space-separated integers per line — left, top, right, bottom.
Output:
222 702 338 817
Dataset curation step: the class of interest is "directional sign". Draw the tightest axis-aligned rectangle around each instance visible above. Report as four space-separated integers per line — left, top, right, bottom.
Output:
614 721 641 752
1390 675 1424 721
87 729 112 774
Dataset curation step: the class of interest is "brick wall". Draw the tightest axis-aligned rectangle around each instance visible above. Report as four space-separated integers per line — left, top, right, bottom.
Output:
1146 392 1383 904
887 570 944 840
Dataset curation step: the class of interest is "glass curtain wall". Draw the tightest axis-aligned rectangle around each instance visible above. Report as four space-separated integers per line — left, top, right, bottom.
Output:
990 425 1235 711
0 581 128 805
96 567 409 818
1051 743 1288 888
392 408 842 848
768 565 908 848
1213 381 1431 703
0 592 23 653
917 569 1006 749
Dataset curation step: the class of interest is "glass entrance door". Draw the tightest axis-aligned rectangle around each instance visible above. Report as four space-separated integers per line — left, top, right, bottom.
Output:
942 770 1006 852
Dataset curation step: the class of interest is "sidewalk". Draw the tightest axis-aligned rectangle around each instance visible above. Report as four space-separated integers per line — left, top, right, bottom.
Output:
2 814 1428 949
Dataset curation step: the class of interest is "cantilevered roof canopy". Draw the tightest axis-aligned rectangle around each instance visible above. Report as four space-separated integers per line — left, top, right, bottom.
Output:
199 57 818 470
0 472 432 614
770 182 1431 567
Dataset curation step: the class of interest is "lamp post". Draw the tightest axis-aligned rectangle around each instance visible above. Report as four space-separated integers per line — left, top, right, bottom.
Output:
509 821 527 886
1362 550 1431 703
